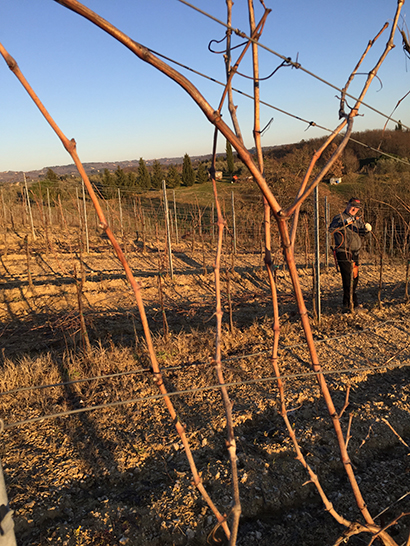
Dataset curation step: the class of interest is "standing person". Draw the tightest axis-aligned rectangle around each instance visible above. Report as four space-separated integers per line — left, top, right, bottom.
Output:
329 197 372 310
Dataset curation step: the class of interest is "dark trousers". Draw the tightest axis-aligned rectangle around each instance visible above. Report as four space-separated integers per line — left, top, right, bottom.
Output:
336 250 359 308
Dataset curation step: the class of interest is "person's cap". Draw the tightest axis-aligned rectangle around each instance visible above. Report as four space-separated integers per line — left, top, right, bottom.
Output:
348 197 361 208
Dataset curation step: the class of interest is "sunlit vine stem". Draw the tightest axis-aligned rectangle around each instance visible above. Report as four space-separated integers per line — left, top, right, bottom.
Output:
247 0 274 278
208 127 240 545
269 272 353 529
200 6 272 541
249 3 362 540
266 237 397 544
219 6 270 123
0 41 231 539
289 21 390 249
277 219 399 546
53 0 282 217
224 0 242 142
285 8 401 219
340 22 389 119
12 1 405 543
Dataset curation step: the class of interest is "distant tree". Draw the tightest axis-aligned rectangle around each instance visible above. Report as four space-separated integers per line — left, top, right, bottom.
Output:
195 162 208 184
114 166 127 190
101 168 113 185
31 168 78 201
165 165 181 188
346 129 410 160
151 160 165 189
99 168 116 198
127 171 138 188
30 178 60 202
226 140 235 175
137 158 151 189
182 153 195 186
323 142 344 179
45 168 59 182
343 148 360 174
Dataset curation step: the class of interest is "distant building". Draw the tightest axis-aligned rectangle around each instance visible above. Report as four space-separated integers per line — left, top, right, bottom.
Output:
329 177 342 185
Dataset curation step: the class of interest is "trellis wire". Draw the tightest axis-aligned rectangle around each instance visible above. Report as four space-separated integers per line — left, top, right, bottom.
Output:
2 358 409 431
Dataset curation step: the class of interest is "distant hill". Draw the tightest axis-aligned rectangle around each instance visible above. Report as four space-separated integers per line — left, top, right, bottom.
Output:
0 158 176 184
2 129 409 186
0 152 231 185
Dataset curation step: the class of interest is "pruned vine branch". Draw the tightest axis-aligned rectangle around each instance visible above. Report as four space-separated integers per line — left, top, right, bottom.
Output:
1 1 406 544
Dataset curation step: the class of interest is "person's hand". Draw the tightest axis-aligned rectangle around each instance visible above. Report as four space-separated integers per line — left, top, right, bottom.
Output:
365 223 372 232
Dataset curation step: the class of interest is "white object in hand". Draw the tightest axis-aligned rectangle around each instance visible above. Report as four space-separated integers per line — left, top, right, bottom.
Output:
365 223 372 232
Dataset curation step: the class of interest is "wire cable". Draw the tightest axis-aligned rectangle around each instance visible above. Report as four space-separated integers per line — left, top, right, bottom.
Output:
176 0 410 131
1 319 407 397
146 46 410 168
2 358 409 431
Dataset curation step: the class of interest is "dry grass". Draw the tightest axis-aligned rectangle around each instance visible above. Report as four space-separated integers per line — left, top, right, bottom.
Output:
1 231 410 545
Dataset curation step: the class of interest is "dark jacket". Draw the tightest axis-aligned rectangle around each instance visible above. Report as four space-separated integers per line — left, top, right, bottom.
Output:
329 211 368 253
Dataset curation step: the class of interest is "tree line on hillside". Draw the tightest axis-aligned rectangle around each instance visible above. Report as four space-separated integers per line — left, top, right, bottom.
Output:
29 154 207 200
2 130 410 260
25 140 245 201
262 128 410 208
21 129 410 225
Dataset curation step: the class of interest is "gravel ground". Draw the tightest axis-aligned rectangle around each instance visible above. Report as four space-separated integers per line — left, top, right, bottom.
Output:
1 234 409 545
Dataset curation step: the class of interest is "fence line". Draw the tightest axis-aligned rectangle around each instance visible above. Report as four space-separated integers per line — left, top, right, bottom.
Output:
2 184 409 262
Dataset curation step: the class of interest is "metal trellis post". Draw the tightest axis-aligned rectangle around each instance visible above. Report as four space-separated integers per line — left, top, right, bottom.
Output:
324 196 329 269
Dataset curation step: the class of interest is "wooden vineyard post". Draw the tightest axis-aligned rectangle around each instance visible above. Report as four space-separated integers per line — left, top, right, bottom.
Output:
118 188 124 237
383 220 388 256
390 216 395 257
47 188 52 227
24 173 36 241
82 180 90 253
162 180 174 280
76 187 81 230
378 240 384 309
133 197 137 235
57 194 66 230
1 189 6 227
21 187 27 227
141 209 146 254
25 235 34 293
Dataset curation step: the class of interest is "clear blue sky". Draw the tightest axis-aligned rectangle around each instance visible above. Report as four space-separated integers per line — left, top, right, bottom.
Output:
0 0 408 172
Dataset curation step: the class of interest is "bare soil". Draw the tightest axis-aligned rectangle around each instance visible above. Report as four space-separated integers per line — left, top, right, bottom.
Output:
0 231 409 546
